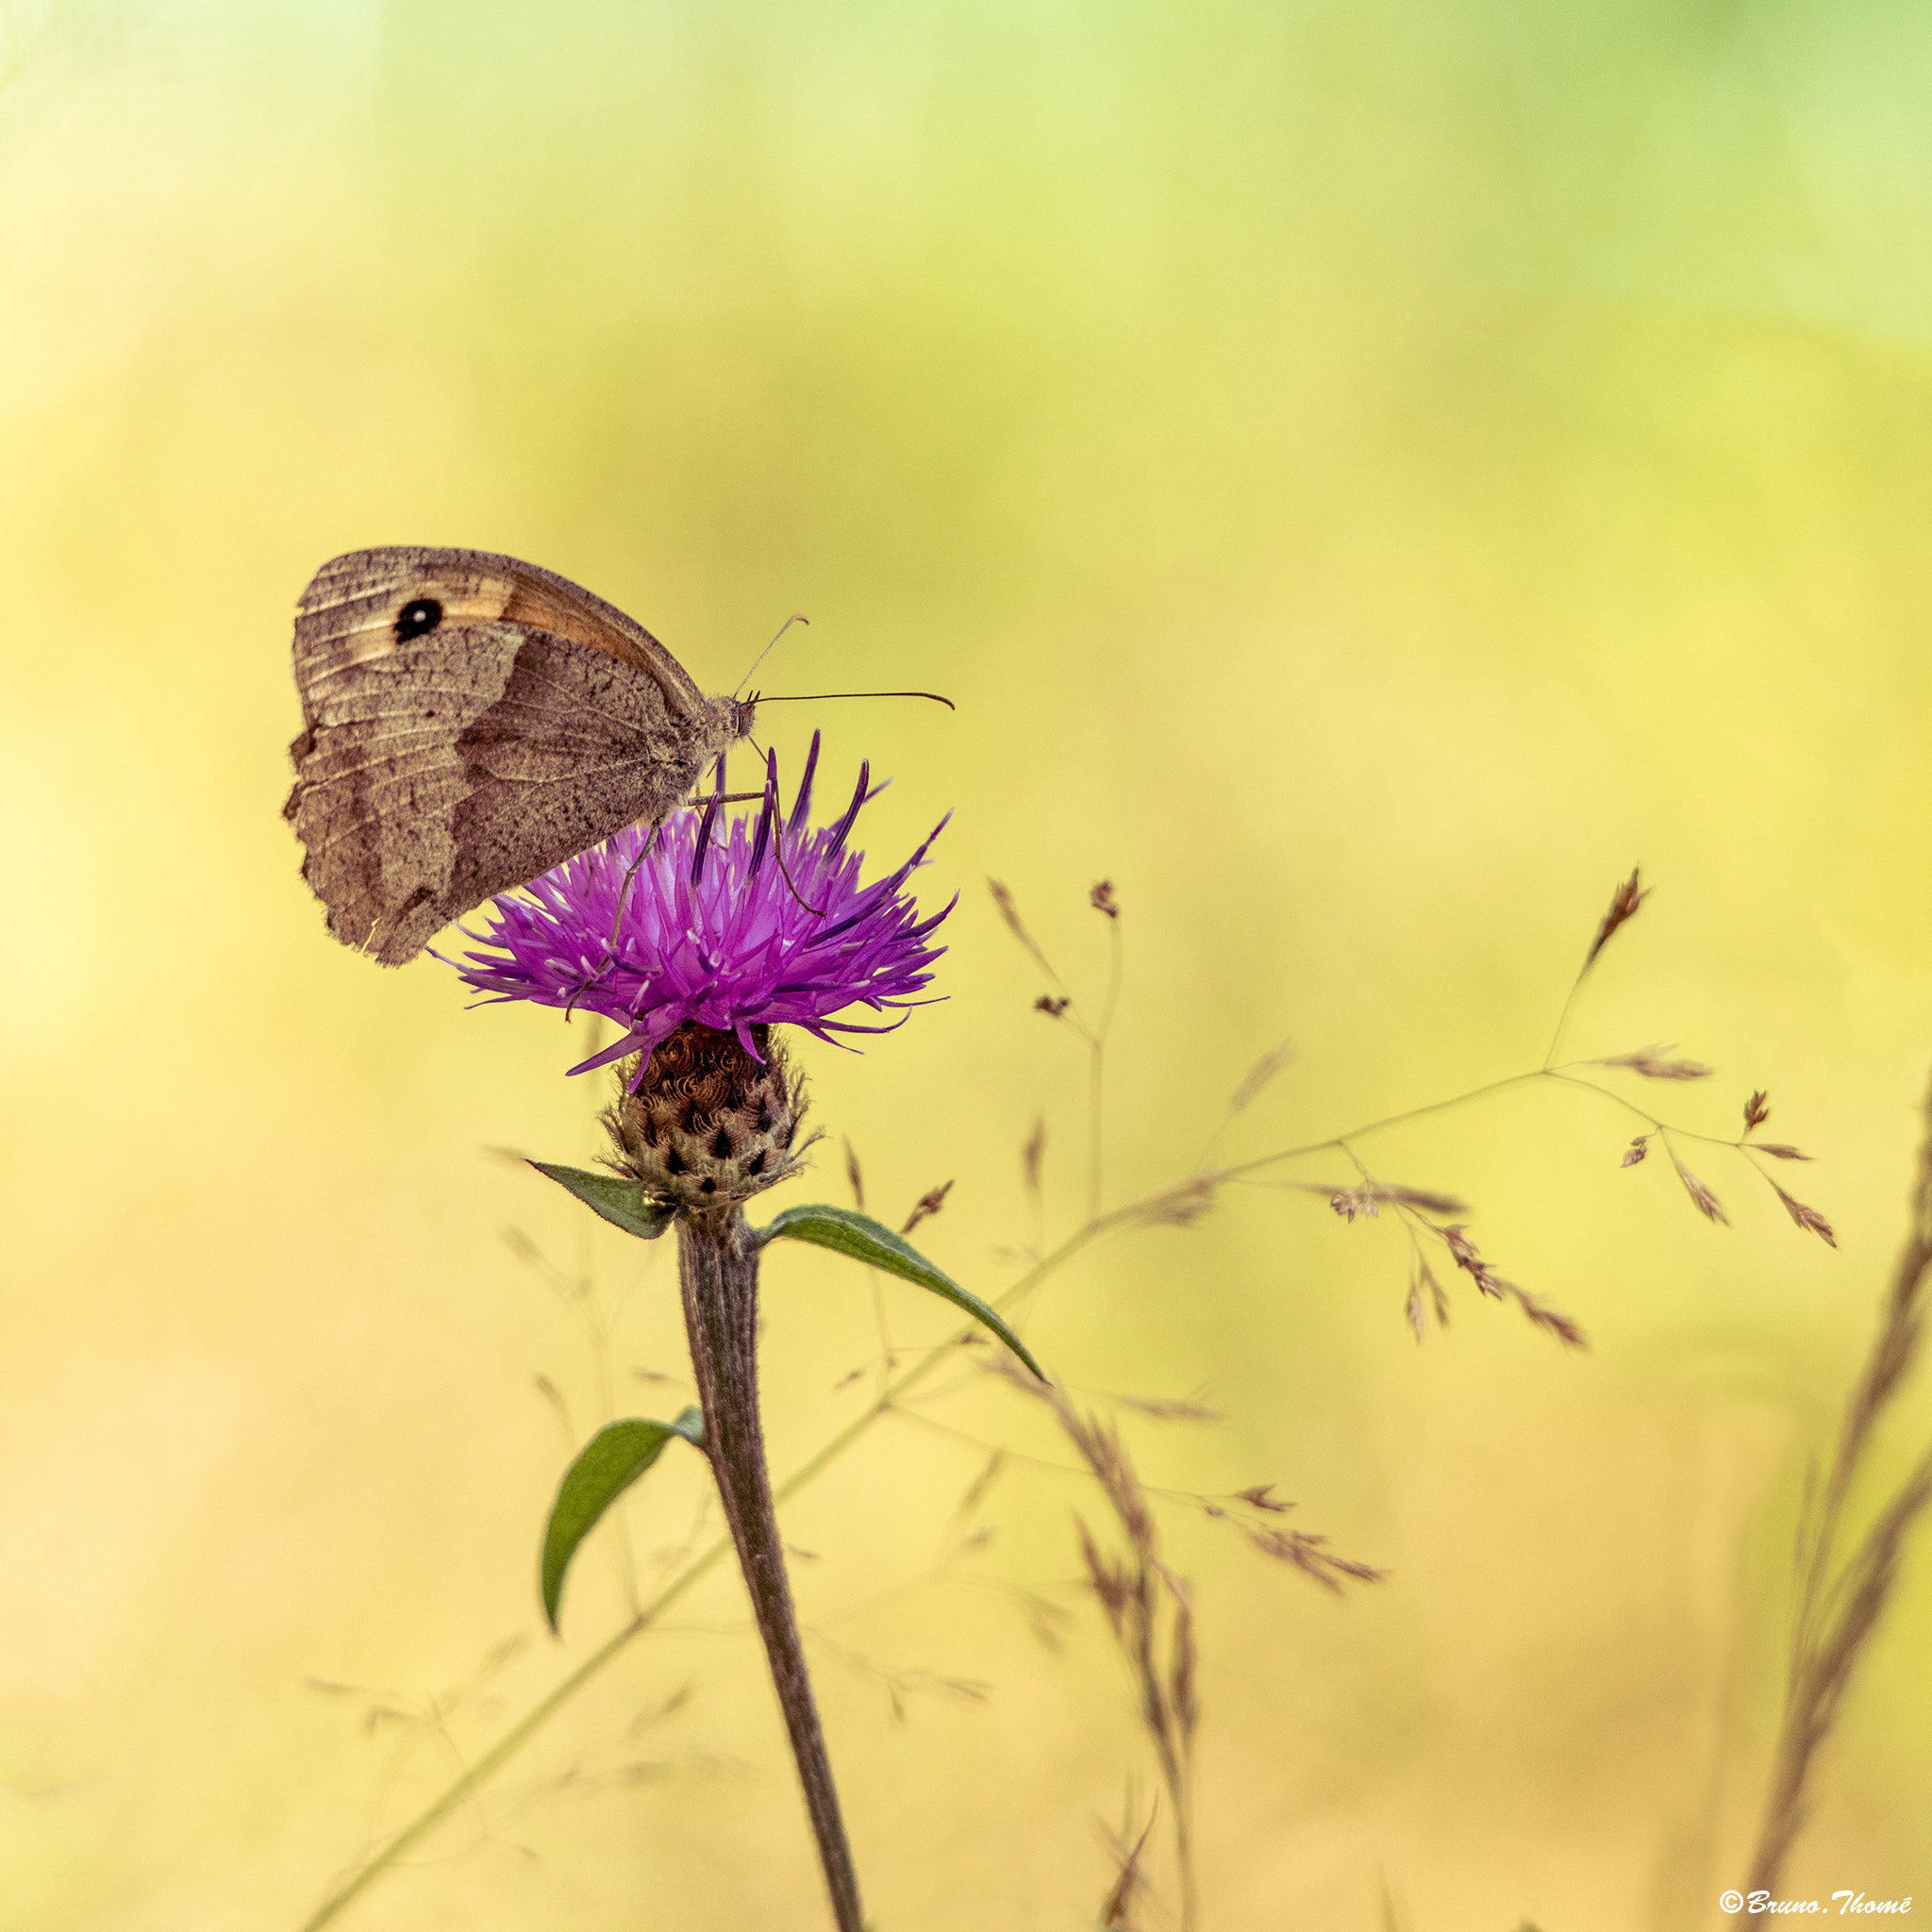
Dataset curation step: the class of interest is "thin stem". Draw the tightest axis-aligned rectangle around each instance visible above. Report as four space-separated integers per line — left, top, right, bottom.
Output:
1223 1057 1756 1189
1089 1037 1106 1225
1542 966 1591 1070
1089 916 1122 1224
677 1211 863 1932
1170 1720 1197 1930
1541 1067 1739 1148
1214 1069 1544 1180
299 1547 735 1931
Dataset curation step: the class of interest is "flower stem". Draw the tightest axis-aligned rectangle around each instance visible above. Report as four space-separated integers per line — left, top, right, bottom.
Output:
677 1211 864 1932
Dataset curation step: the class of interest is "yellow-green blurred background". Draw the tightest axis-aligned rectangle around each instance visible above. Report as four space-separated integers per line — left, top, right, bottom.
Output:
5 1 1932 1926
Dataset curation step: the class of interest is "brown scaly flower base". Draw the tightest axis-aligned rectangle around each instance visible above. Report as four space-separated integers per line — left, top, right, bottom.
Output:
602 1021 813 1216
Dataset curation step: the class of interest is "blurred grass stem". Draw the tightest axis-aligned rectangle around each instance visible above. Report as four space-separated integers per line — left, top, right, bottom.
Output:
1542 974 1590 1072
1743 1073 1932 1913
1090 909 1124 1223
1546 868 1651 1069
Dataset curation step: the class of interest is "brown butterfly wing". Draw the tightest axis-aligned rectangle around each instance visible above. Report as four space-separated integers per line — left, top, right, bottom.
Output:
443 629 737 915
285 547 748 965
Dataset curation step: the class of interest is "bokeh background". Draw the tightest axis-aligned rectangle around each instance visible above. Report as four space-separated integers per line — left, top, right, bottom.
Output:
5 1 1932 1926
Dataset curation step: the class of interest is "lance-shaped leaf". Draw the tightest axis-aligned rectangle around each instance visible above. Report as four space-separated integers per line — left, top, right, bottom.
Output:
530 1160 675 1241
756 1203 1047 1382
541 1408 704 1631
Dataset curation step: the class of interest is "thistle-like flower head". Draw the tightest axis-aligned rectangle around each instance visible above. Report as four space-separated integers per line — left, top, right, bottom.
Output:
444 734 953 1083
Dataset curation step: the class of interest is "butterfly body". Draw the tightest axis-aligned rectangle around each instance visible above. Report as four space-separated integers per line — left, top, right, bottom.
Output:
284 546 754 964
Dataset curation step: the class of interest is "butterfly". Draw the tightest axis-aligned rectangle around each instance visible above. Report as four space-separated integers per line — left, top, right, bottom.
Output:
284 546 756 964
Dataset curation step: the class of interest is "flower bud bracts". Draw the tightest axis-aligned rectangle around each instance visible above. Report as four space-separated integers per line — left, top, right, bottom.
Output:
602 1022 812 1214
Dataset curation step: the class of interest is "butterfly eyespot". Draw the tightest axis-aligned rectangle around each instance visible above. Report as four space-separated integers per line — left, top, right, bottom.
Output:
394 597 443 641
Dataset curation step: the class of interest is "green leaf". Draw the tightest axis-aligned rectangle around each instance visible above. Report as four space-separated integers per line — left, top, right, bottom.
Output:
541 1408 703 1632
756 1203 1048 1382
530 1160 675 1241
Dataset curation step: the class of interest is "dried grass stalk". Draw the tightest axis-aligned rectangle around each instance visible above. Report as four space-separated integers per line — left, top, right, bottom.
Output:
989 877 1059 985
1547 865 1650 1066
1669 1152 1729 1225
1585 867 1651 969
1113 1393 1225 1423
1229 1039 1296 1117
1421 1257 1450 1329
1744 1071 1932 1911
1325 1181 1470 1220
1005 1372 1202 1927
1023 1116 1046 1197
1427 1224 1586 1347
1598 1044 1714 1081
1131 1175 1220 1228
1096 1811 1157 1929
901 1178 954 1235
1770 1184 1836 1248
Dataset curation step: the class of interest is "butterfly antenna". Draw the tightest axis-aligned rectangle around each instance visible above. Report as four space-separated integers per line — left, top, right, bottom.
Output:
754 690 955 709
732 613 810 698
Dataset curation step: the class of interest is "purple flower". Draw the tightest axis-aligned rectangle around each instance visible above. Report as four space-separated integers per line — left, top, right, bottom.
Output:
443 735 953 1082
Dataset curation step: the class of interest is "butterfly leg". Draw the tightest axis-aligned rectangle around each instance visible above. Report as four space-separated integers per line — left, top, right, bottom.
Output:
770 833 830 917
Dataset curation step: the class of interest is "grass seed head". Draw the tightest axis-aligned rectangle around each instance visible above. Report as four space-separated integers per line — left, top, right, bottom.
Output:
1584 866 1651 969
